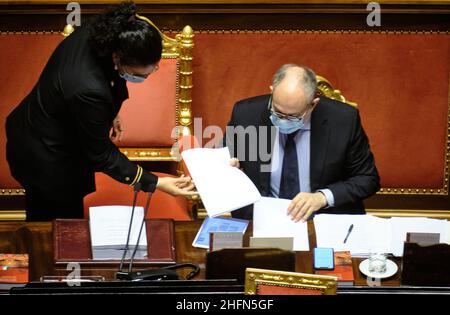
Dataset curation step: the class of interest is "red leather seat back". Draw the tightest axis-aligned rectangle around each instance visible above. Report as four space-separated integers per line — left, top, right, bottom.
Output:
0 34 63 193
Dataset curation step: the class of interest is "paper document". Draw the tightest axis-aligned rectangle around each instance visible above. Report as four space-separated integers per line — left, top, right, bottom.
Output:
446 221 450 244
314 214 450 257
314 214 390 256
181 147 261 217
390 217 449 256
253 197 309 251
89 206 147 260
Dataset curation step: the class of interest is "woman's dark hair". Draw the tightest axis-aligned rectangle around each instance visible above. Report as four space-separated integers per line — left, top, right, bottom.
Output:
88 1 162 67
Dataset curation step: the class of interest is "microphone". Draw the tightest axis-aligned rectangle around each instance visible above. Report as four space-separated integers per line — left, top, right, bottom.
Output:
117 182 141 276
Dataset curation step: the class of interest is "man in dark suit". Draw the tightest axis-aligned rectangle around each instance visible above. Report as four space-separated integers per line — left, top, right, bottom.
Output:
226 64 380 221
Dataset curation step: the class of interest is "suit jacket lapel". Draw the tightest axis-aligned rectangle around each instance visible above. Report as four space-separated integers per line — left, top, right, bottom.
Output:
310 100 330 191
258 98 274 196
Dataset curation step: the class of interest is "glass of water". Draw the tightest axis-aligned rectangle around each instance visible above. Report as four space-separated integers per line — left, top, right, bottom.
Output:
368 253 387 274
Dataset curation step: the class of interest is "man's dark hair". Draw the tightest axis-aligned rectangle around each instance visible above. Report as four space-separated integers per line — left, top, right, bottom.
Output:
88 1 162 66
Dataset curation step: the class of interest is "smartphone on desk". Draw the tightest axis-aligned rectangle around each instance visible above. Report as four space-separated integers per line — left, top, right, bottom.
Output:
313 247 334 270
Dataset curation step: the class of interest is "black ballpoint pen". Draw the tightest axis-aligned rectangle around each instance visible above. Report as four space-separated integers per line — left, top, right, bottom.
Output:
343 224 354 244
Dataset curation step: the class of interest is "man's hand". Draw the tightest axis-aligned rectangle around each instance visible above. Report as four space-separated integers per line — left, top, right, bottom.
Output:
111 115 124 142
287 192 327 222
156 175 198 197
229 158 240 168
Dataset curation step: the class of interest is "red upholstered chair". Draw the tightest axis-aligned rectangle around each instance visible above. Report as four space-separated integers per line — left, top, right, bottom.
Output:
245 268 338 295
83 172 191 220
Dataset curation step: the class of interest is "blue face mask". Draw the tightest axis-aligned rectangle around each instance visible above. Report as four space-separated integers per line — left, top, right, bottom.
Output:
119 72 146 83
270 114 305 134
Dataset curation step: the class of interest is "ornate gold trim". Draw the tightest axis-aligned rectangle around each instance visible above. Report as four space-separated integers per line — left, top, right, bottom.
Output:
0 210 26 221
0 188 25 195
316 75 357 107
61 24 75 37
194 30 449 35
377 187 448 195
136 15 194 139
120 146 179 161
0 31 62 35
245 267 338 295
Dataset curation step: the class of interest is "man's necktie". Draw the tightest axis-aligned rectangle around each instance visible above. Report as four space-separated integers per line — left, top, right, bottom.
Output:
279 131 300 199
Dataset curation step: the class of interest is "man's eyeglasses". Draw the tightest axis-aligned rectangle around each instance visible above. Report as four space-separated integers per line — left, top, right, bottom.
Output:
268 96 312 122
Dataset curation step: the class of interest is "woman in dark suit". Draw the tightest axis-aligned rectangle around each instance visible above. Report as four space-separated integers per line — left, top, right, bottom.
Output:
6 2 195 221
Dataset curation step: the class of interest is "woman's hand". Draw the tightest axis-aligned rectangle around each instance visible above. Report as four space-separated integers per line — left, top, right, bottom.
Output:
229 158 240 168
156 175 197 197
111 115 124 142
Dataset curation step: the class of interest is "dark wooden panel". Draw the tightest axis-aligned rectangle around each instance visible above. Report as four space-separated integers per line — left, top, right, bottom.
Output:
0 220 404 285
0 3 449 32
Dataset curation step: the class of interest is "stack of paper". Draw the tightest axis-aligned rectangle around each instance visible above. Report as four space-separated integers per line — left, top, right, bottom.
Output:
253 197 309 251
89 206 148 260
314 214 390 256
181 147 261 217
314 214 450 257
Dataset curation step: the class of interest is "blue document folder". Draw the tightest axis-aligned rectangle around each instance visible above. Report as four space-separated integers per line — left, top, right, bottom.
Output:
192 216 249 249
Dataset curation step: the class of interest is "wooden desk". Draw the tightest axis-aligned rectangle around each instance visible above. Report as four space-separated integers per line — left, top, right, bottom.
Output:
0 220 402 286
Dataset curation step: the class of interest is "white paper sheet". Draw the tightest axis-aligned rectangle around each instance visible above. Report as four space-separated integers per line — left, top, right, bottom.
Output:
314 214 449 257
446 221 450 244
89 206 147 247
181 147 261 217
253 197 309 251
314 214 391 257
390 217 449 256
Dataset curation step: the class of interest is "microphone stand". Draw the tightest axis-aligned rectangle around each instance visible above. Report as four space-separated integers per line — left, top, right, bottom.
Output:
116 183 200 281
116 183 141 277
117 186 171 281
128 191 152 272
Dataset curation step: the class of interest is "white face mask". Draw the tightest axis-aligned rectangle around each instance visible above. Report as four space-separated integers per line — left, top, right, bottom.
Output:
115 61 149 83
270 114 305 134
268 96 311 134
